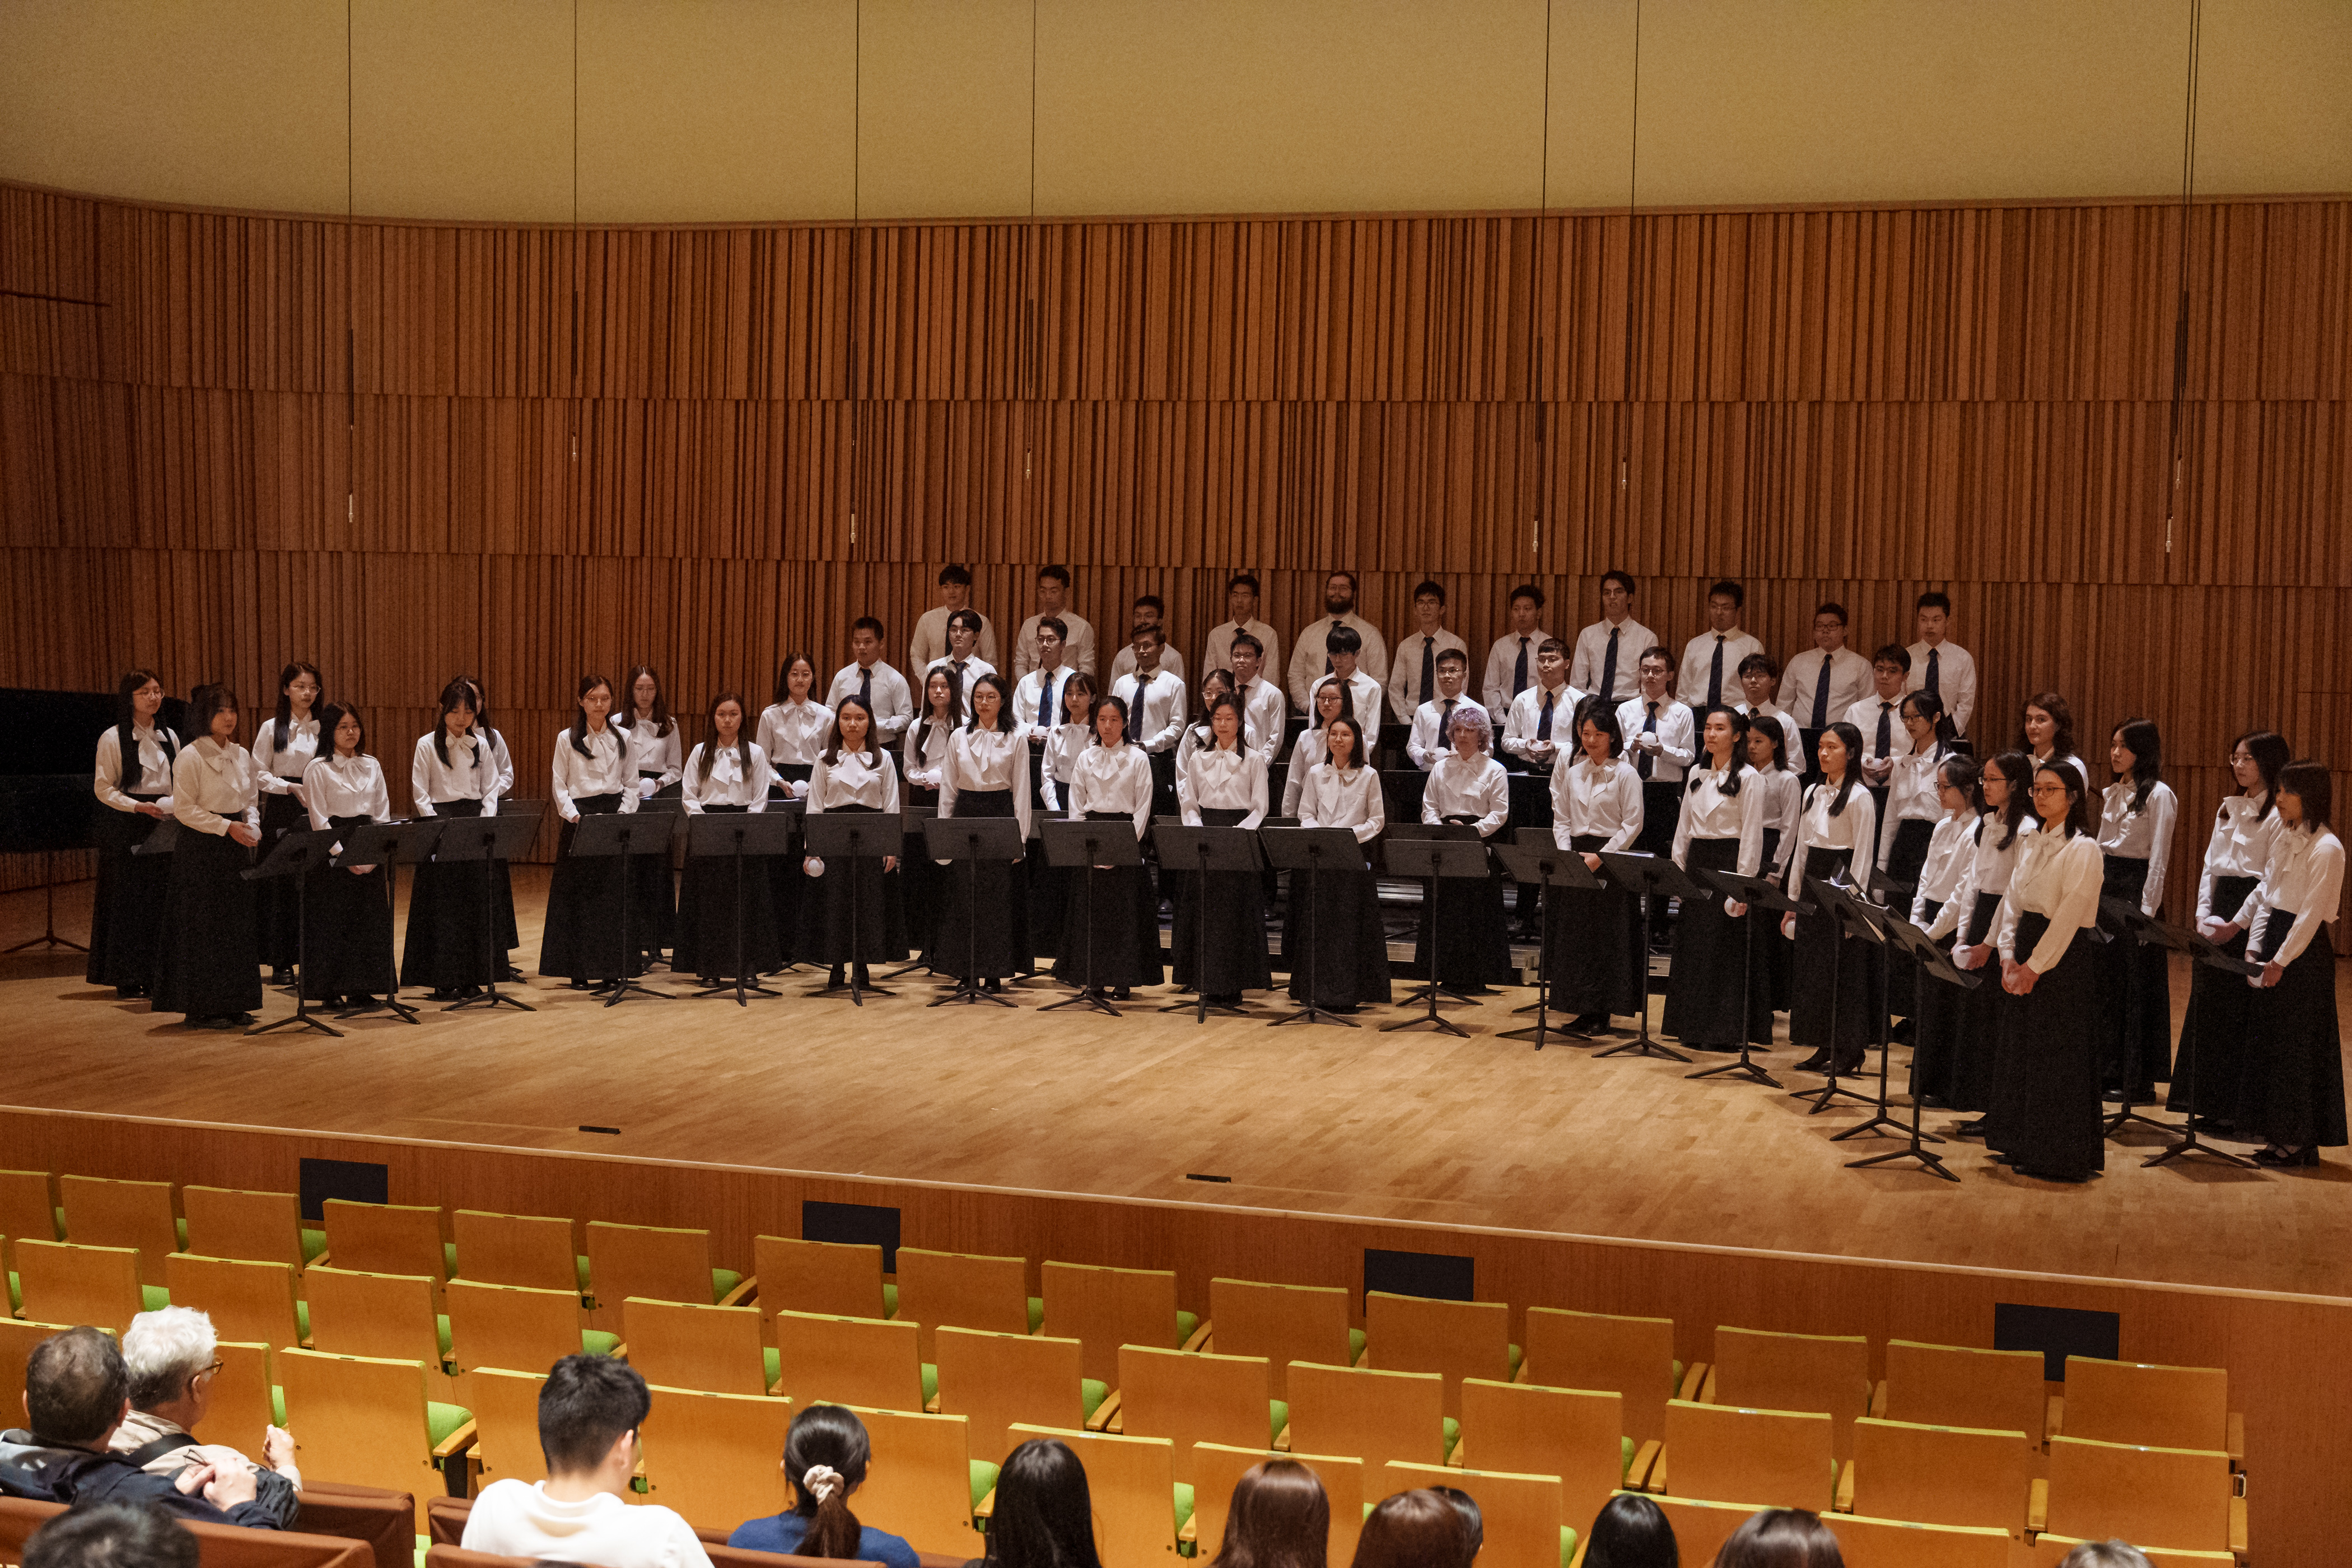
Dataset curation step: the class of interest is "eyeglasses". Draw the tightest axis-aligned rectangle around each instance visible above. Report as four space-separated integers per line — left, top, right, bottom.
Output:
195 1360 223 1381
2030 782 2069 798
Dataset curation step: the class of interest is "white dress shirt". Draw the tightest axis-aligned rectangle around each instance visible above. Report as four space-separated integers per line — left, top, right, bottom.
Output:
1012 610 1096 678
1844 696 1915 771
1677 630 1765 709
1422 753 1509 837
1203 619 1281 683
1065 743 1154 836
171 739 259 836
1780 647 1874 731
910 606 1000 674
1569 617 1659 704
2238 825 2345 968
682 741 774 811
1756 769 1803 881
1616 694 1696 784
411 731 504 813
825 661 913 738
1179 744 1270 828
619 713 683 795
1908 809 1976 926
1039 722 1093 813
1386 628 1469 723
808 746 899 813
1310 669 1385 732
1112 670 1188 753
251 715 321 791
1995 827 2105 974
461 1479 711 1568
1410 696 1478 771
1280 726 1329 817
302 753 390 827
1502 682 1586 768
940 727 1033 842
1108 642 1189 690
1235 677 1289 767
1296 762 1384 847
1737 701 1803 763
1551 754 1644 851
1287 614 1390 710
1905 638 1977 735
1789 778 1880 894
1885 748 1945 824
901 717 957 792
1671 766 1766 882
923 655 998 711
1929 811 2038 946
755 701 833 774
1012 664 1083 740
2195 793 2279 935
1482 629 1557 720
2098 779 2177 917
551 724 639 821
94 724 179 811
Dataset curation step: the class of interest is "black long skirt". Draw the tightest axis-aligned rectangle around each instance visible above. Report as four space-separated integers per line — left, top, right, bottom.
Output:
806 805 900 965
1986 918 2105 1180
150 827 263 1020
1029 762 1069 963
629 772 678 962
1905 900 1961 1101
401 800 500 991
2095 855 2172 1093
301 815 395 1001
1663 838 1768 1047
1881 817 1935 1021
2168 874 2259 1122
672 806 784 981
87 796 170 989
1281 843 1389 1008
931 789 1029 981
539 793 641 982
1757 828 1793 1011
896 785 944 968
765 765 815 967
1543 835 1645 1019
1405 824 1512 992
1636 781 1680 938
254 787 310 968
1171 806 1274 996
1947 890 2007 1113
1053 814 1163 990
1787 847 1882 1069
2243 925 2346 1150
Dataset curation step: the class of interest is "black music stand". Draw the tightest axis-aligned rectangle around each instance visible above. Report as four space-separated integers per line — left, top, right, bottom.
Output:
879 802 940 981
1152 824 1264 1023
1386 823 1484 1012
1790 876 1883 1114
334 819 432 1024
563 807 674 1007
922 814 1026 1008
2140 918 2261 1170
435 805 544 1012
802 811 897 1005
2097 895 2182 1141
1038 818 1143 1018
1844 915 1974 1182
1261 826 1371 1030
240 828 342 1039
686 809 797 1006
2 853 86 953
130 818 183 858
1493 842 1603 1049
1697 868 1804 1087
1592 852 1695 1061
1379 835 1494 1038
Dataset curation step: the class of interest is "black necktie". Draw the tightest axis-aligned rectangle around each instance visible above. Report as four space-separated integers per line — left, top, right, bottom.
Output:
1877 701 1893 758
1324 619 1342 673
1513 636 1530 696
857 666 872 708
1637 701 1657 778
1044 674 1060 729
1420 638 1436 704
1537 689 1555 743
1925 648 1941 698
1810 653 1833 729
1440 698 1455 743
1707 635 1725 708
1600 628 1620 702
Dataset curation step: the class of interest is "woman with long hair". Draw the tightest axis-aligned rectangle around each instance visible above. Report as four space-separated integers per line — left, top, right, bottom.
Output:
1054 692 1161 1001
540 673 645 989
1347 1490 1471 1568
1878 690 1961 1042
1175 691 1273 1007
403 678 508 1000
803 696 903 993
151 683 264 1029
1207 1459 1328 1568
1580 1494 1678 1568
1904 754 1982 1106
1663 705 1768 1052
1280 676 1350 817
979 1438 1103 1568
251 661 323 984
1746 716 1801 1013
617 665 681 966
1780 722 1881 1075
2017 692 2088 790
936 673 1034 993
2094 718 2178 1100
1545 701 1647 1037
674 692 782 987
758 652 830 968
298 702 395 1011
898 666 964 970
1934 752 2039 1129
727 1404 918 1567
87 669 179 997
2237 760 2345 1166
1288 713 1391 1012
2167 730 2291 1128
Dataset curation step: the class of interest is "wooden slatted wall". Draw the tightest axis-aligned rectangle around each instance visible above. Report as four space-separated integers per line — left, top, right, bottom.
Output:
2 183 2346 898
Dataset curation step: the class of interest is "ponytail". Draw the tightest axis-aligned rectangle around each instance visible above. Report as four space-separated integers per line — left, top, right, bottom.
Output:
782 1405 872 1561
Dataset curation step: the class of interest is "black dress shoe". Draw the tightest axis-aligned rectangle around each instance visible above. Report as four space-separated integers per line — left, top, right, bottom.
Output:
2253 1145 2320 1167
502 965 524 982
269 966 294 986
1794 1051 1832 1072
115 984 143 1000
1954 1119 1989 1137
1110 987 1132 1001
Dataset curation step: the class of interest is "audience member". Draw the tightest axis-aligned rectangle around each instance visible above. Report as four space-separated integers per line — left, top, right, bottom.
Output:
113 1308 300 1526
1581 1494 1678 1568
23 1501 199 1568
1711 1509 1844 1568
1348 1489 1472 1568
1207 1458 1329 1568
2057 1544 2154 1568
1430 1486 1483 1556
972 1438 1103 1568
729 1404 916 1567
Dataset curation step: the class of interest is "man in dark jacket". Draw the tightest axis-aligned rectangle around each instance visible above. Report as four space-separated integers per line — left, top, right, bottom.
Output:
0 1326 282 1529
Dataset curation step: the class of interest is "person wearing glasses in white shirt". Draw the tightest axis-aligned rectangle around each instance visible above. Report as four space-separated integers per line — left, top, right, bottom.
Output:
1567 570 1657 707
2235 759 2346 1168
1482 583 1555 726
1385 579 1468 726
2166 730 2290 1131
1286 712 1391 1013
1734 652 1803 764
151 682 264 1031
1011 564 1096 679
1409 650 1480 773
1416 702 1514 997
1905 590 1977 737
1779 601 1874 769
1228 634 1289 770
1676 581 1763 724
908 563 1000 674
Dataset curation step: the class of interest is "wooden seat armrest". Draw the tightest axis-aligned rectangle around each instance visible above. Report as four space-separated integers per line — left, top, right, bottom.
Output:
309 1249 330 1269
2227 1410 2244 1464
1567 1538 1588 1568
1642 1445 1668 1494
1833 1460 1854 1513
2026 1479 2047 1534
1180 1318 1214 1353
768 1376 784 1397
717 1275 758 1309
432 1420 478 1462
1511 1359 1528 1384
2044 1393 2063 1441
1178 1516 1197 1545
1626 1440 1662 1491
1697 1366 1717 1404
1445 1438 1466 1469
1868 1379 1887 1418
607 1342 628 1359
2229 1492 2248 1556
1085 1390 1121 1432
1676 1362 1708 1401
1272 1424 1292 1453
974 1488 995 1520
923 1393 940 1414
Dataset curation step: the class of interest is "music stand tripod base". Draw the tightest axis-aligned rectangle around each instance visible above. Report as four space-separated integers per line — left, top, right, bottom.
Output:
1494 839 1608 1049
438 806 547 1012
1261 827 1370 1029
921 812 1024 1009
241 827 343 1038
684 808 796 1006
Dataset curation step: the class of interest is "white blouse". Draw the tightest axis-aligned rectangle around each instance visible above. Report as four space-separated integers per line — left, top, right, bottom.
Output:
1298 762 1385 846
620 714 683 791
251 715 321 791
302 753 390 827
171 739 259 836
683 741 775 811
902 717 958 791
807 748 900 814
94 724 179 811
1885 747 1945 825
1930 811 2040 948
411 730 506 813
1908 809 1975 927
1670 766 1766 879
1179 744 1269 828
552 724 639 821
2031 750 2093 792
756 701 833 773
1422 753 1509 838
2098 779 2177 917
2240 826 2345 969
1065 743 1154 837
1550 755 1644 852
2196 792 2279 934
941 727 1034 841
1040 721 1093 801
1753 769 1803 880
1280 726 1331 816
1994 827 2106 974
1789 778 1880 894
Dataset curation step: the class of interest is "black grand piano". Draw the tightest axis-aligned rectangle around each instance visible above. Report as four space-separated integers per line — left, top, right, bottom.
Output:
1 687 188 953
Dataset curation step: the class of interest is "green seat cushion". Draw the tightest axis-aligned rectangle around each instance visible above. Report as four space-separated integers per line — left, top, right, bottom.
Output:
176 1218 189 1250
582 1329 621 1357
1173 1482 1194 1534
436 1315 452 1358
426 1401 472 1449
1441 1417 1459 1458
922 1362 939 1405
413 1535 428 1568
272 1385 286 1426
764 1347 781 1387
54 1206 66 1242
1081 1379 1110 1420
883 1282 899 1318
968 1459 998 1511
1268 1400 1287 1445
1671 1360 1683 1394
1560 1525 1577 1568
1349 1328 1368 1364
576 1255 592 1294
296 1301 310 1341
1620 1436 1635 1480
711 1267 744 1304
1027 1297 1044 1334
1508 1342 1523 1374
1175 1310 1199 1346
141 1285 170 1313
299 1228 328 1264
7 1271 16 1314
442 1242 458 1279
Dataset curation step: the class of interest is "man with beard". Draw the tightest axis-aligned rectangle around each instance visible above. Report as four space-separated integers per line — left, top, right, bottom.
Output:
1285 570 1389 712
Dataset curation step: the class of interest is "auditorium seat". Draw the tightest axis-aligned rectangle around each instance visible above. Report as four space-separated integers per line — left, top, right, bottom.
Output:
639 1384 793 1531
1836 1416 2033 1537
1457 1378 1637 1536
1362 1290 1517 1418
894 1246 1035 1361
2027 1534 2237 1566
1519 1306 1687 1446
13 1238 149 1329
753 1235 893 1326
1387 1459 1570 1568
2054 1355 2242 1464
1874 1339 2048 1443
1106 1345 1276 1480
207 1340 284 1455
452 1366 547 1489
422 1506 855 1568
1001 1424 1184 1563
621 1297 772 1397
1823 1513 2010 1567
0 1170 62 1268
1704 1326 1870 1461
183 1186 325 1271
450 1209 582 1294
771 1307 923 1411
931 1324 1092 1465
1623 1493 1757 1568
2038 1434 2243 1558
278 1346 472 1530
444 1278 615 1377
59 1175 182 1288
322 1201 452 1298
293 1478 424 1568
847 1405 991 1561
1038 1260 1201 1386
1 1495 378 1568
1186 1441 1364 1565
304 1267 453 1399
0 1318 74 1416
584 1220 747 1327
1206 1277 1359 1401
1651 1398 1834 1514
164 1253 305 1349
1280 1362 1450 1471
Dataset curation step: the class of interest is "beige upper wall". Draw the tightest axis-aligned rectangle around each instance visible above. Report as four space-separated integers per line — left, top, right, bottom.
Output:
2 0 2346 224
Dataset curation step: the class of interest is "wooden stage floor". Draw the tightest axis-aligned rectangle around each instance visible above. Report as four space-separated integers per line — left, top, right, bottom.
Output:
7 872 2349 1302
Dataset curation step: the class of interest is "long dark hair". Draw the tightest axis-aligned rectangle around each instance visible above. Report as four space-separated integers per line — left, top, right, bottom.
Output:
1207 1459 1328 1568
188 683 240 741
824 696 883 768
1689 704 1749 797
772 654 817 710
318 703 368 759
2234 730 2290 822
1819 720 1865 816
1059 672 1098 729
272 661 322 754
1575 695 1625 759
2017 690 2077 760
1194 670 1240 746
2279 759 2334 835
2036 760 2094 838
1982 750 2034 850
1901 690 1959 763
568 674 614 757
1714 1509 1843 1568
1089 692 1130 747
967 673 1015 734
2113 718 2163 813
1202 691 1247 751
620 665 673 738
920 666 965 734
114 669 174 791
1351 1490 1472 1568
1306 676 1351 732
983 1439 1102 1568
781 1405 871 1561
1747 715 1790 774
1938 753 1981 811
434 678 486 771
1581 1493 1678 1568
696 692 752 788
